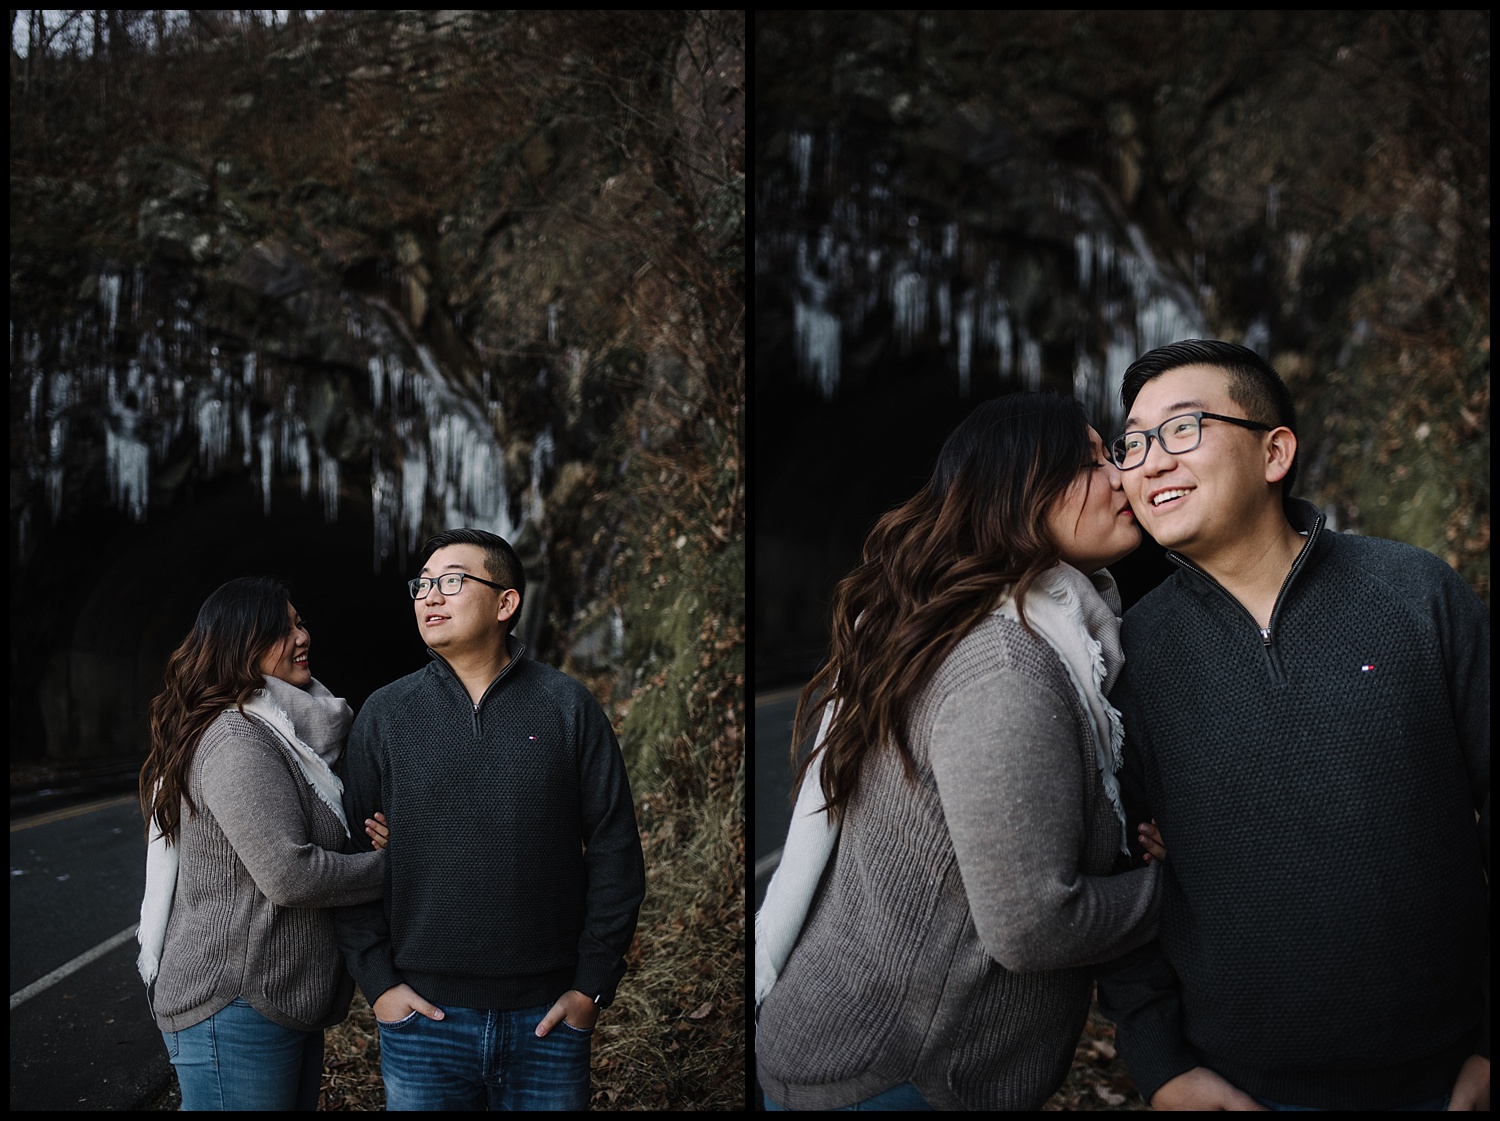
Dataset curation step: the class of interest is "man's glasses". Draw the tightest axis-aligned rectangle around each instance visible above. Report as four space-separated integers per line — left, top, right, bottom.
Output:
407 573 509 600
1109 411 1273 471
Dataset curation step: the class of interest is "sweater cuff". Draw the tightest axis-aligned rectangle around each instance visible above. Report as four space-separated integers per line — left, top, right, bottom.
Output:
1120 1028 1202 1105
352 960 405 1010
572 964 625 1009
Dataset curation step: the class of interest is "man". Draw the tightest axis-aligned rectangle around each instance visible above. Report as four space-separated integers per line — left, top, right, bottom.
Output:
337 528 646 1111
1097 340 1488 1110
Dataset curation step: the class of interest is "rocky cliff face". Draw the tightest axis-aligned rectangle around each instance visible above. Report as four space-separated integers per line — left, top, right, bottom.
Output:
10 10 745 772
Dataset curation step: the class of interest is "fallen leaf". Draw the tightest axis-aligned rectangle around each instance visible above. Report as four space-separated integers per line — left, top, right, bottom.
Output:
689 1001 714 1019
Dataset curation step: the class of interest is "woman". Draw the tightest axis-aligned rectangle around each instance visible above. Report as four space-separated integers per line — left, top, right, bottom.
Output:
755 392 1163 1111
137 575 386 1111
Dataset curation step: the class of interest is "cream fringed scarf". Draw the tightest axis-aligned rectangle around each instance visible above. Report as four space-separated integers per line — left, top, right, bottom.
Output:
753 563 1128 1010
135 675 354 986
996 564 1129 856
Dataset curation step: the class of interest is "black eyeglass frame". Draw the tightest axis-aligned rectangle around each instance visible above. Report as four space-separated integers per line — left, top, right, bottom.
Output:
1109 411 1274 470
407 572 510 600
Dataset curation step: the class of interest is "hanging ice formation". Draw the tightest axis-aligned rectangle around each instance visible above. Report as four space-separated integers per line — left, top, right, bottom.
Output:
11 267 518 569
763 126 1208 418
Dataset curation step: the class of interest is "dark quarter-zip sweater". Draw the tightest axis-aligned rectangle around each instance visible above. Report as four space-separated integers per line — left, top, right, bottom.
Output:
335 642 645 1013
1099 499 1489 1110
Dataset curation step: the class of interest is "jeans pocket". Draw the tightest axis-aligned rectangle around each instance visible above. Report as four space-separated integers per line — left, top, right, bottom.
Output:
377 1010 423 1030
162 1030 179 1059
557 1020 594 1038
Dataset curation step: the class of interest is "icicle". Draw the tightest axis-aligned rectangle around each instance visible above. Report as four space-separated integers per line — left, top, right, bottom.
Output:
793 299 840 400
891 269 927 353
197 397 229 474
1076 232 1093 293
139 328 165 370
389 356 407 408
285 419 312 499
100 271 122 338
792 130 813 204
1137 294 1202 354
45 464 65 525
371 449 396 566
1104 331 1137 421
27 366 45 432
1019 336 1042 392
319 451 341 522
995 311 1014 378
48 369 77 420
529 426 555 519
423 404 511 541
369 355 384 410
240 399 253 467
956 293 974 400
400 429 429 556
47 417 69 524
105 425 150 522
257 419 275 517
411 365 438 415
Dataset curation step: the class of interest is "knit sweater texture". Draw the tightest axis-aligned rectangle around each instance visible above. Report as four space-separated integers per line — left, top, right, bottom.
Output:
149 711 386 1033
1098 500 1491 1109
335 643 645 1012
755 588 1161 1111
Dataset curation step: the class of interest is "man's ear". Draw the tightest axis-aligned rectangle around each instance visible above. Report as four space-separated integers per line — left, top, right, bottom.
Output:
1265 426 1297 485
497 588 522 623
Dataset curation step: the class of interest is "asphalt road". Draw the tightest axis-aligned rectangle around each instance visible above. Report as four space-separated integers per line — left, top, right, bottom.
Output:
754 686 811 914
10 793 173 1111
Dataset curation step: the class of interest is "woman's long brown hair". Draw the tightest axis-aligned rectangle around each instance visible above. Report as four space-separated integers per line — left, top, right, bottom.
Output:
791 392 1096 823
140 576 294 844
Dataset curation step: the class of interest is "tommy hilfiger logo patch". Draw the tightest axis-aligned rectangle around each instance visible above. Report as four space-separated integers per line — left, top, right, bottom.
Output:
1360 662 1376 672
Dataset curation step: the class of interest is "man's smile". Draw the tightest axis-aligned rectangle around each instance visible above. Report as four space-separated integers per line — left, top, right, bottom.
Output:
1147 486 1194 508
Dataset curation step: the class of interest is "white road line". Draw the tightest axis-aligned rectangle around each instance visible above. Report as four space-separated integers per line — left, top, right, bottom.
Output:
9 924 138 1010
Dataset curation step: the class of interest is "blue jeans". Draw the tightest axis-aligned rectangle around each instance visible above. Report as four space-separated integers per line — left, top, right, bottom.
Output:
763 1082 933 1111
1254 1096 1451 1111
162 997 323 1110
378 1002 592 1110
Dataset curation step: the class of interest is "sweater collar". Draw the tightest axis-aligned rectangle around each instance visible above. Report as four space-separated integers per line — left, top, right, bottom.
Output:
1166 497 1329 598
426 634 528 696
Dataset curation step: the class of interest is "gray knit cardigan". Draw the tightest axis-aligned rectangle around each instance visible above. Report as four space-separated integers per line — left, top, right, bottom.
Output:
756 611 1161 1110
150 711 385 1033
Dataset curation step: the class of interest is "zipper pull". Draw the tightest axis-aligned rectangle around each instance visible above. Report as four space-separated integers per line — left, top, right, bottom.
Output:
1260 627 1271 647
